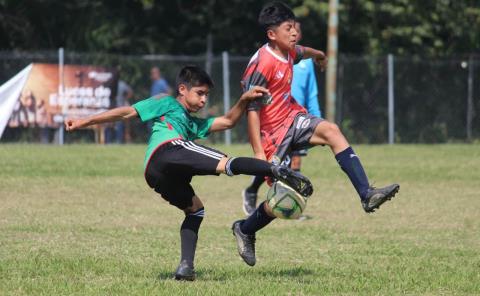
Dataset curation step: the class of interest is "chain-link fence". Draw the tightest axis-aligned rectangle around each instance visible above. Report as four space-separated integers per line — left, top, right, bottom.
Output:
1 50 478 144
338 55 480 143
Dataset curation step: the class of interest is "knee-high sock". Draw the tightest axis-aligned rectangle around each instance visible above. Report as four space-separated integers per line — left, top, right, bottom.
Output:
225 157 274 177
335 147 370 200
246 175 265 193
240 202 275 235
180 207 204 267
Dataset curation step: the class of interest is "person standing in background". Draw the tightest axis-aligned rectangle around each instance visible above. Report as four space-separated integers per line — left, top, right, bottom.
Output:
148 66 172 132
150 66 172 96
289 20 321 171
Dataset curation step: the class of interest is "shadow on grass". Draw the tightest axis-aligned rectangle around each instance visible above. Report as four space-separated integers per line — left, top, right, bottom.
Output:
156 266 316 282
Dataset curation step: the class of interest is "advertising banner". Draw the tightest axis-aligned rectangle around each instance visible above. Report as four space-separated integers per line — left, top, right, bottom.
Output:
7 63 117 129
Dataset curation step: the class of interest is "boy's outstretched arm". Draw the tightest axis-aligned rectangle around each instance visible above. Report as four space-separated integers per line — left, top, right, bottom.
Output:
209 86 269 132
65 106 138 131
301 46 328 71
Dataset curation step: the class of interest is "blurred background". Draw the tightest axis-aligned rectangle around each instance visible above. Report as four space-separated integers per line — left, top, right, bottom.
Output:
0 0 479 144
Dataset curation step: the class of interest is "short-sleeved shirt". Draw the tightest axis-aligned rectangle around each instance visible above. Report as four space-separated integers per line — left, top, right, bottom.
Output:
133 96 215 168
150 78 170 96
241 44 307 161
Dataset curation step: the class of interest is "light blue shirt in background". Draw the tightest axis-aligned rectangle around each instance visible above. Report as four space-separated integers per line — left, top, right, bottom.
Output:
150 78 170 96
291 58 321 117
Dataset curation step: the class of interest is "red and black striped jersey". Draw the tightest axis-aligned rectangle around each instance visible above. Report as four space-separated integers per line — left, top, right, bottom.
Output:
241 44 307 160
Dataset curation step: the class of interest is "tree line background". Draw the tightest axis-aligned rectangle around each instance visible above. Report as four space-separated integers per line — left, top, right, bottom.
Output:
1 0 479 57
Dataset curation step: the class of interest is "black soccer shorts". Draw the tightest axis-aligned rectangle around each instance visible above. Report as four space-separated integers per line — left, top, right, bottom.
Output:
272 113 323 166
145 139 226 210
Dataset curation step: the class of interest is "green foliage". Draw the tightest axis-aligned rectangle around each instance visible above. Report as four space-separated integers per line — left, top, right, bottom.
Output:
293 0 480 56
0 0 479 55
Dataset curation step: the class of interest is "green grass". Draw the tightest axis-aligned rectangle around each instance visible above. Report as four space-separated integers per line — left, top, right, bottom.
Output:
0 144 479 295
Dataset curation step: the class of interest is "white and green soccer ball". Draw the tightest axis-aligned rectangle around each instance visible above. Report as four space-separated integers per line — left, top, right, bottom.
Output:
266 181 308 219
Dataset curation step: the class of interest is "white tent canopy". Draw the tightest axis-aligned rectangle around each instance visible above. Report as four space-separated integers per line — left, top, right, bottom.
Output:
0 64 33 138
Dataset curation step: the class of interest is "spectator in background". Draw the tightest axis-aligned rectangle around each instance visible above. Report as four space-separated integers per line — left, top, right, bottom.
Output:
147 66 172 133
291 21 321 118
150 66 172 96
289 20 321 171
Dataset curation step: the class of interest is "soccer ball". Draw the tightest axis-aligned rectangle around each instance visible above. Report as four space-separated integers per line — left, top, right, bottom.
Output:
266 181 308 219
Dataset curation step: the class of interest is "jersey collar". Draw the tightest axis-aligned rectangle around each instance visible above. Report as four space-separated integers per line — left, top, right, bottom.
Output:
265 44 289 64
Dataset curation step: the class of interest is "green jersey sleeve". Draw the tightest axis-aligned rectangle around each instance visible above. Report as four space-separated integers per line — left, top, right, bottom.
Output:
192 116 215 139
133 96 169 122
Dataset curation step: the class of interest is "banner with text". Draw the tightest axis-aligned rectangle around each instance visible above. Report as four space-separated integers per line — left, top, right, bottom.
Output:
7 63 118 129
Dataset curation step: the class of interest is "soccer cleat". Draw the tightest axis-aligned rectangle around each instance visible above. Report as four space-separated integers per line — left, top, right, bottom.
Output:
174 260 196 281
362 184 400 213
242 189 258 216
271 165 313 197
231 220 256 266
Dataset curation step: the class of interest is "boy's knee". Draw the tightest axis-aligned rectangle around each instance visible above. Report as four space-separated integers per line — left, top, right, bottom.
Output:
181 207 204 234
327 122 341 134
215 157 229 174
320 122 342 139
184 196 204 214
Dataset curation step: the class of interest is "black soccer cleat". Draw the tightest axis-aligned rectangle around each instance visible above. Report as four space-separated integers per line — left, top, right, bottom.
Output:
242 189 258 216
271 165 313 197
174 260 196 281
362 184 400 213
231 220 256 266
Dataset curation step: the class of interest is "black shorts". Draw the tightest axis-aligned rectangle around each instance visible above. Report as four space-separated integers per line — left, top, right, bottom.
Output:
272 113 323 165
145 139 226 210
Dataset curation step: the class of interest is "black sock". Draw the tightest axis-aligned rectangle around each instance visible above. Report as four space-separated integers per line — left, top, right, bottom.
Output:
246 175 265 193
225 157 274 177
180 207 204 268
335 147 370 200
240 202 275 235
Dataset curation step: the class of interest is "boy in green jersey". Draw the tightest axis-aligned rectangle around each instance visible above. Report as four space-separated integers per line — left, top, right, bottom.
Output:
65 65 313 281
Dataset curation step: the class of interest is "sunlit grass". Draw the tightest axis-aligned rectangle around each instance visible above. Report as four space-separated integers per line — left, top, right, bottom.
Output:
1 144 479 295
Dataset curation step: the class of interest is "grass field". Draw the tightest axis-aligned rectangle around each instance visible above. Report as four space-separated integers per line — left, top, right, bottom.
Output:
1 144 479 295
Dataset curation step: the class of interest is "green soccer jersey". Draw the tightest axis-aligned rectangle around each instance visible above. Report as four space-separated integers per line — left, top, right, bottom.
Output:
133 95 215 168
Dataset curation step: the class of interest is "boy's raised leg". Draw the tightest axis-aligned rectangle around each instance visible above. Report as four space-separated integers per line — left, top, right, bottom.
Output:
310 121 400 212
223 157 313 197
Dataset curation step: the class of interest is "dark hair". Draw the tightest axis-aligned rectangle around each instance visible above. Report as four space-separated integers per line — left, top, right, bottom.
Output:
258 2 295 32
175 65 214 95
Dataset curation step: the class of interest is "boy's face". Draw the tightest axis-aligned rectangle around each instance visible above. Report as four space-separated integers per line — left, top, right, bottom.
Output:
268 20 298 51
178 84 209 112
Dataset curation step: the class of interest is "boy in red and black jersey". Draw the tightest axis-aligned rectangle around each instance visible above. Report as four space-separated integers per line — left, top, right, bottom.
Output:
232 2 400 267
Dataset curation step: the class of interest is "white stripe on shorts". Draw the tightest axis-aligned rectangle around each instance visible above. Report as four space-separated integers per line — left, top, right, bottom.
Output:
183 141 224 158
172 140 223 160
